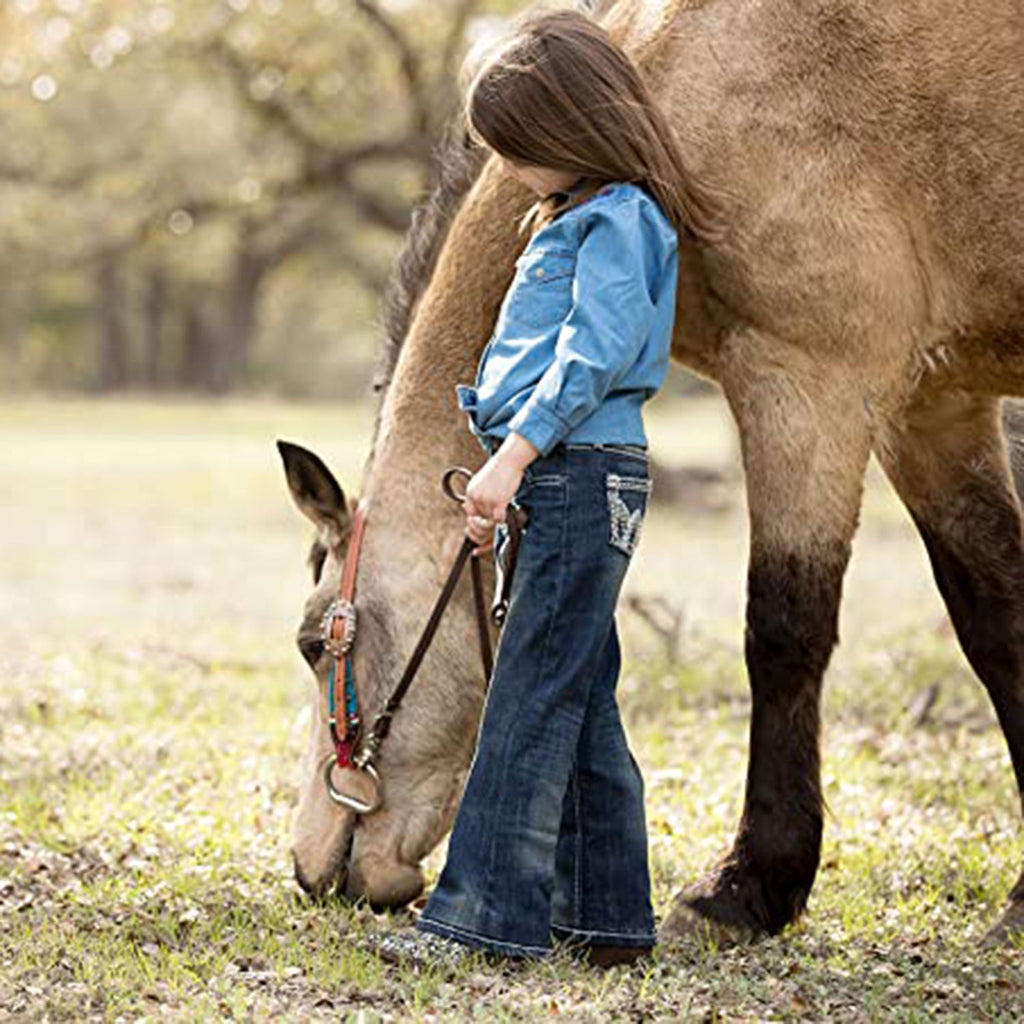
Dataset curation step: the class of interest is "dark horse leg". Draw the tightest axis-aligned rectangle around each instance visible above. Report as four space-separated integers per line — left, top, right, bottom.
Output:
662 353 871 938
875 389 1024 945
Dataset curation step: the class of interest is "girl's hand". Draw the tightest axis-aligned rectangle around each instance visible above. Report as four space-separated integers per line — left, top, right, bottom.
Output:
463 457 522 555
465 512 498 556
462 432 539 556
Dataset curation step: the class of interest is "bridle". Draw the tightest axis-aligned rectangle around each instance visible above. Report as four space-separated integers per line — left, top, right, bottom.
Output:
318 466 528 815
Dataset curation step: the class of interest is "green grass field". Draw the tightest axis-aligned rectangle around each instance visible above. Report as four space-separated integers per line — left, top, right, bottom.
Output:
1 394 1022 1020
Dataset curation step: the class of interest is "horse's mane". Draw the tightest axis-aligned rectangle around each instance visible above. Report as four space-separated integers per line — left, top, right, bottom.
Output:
369 121 487 425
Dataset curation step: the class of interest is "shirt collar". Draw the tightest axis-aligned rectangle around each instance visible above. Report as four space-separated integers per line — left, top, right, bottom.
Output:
544 176 595 208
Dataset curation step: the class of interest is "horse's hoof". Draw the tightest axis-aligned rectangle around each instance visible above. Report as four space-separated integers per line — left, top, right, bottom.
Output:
981 900 1024 949
658 896 756 951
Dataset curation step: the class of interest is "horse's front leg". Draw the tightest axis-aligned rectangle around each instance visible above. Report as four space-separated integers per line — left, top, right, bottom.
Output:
663 343 872 939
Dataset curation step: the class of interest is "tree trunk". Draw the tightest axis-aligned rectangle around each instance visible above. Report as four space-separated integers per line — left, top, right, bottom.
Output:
143 267 166 389
179 300 211 390
96 253 128 392
204 243 266 395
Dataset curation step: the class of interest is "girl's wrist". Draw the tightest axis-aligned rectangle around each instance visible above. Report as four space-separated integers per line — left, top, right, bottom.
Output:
495 431 539 471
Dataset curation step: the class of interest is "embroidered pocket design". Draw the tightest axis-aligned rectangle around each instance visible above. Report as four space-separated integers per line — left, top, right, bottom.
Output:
606 472 653 557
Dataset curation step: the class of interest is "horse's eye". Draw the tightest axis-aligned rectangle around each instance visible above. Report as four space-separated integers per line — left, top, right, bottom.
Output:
298 635 325 668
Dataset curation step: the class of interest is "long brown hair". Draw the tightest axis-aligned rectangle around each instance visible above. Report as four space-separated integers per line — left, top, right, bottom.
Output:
462 8 726 241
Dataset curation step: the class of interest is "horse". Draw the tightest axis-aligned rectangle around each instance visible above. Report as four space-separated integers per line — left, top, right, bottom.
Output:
279 0 1024 944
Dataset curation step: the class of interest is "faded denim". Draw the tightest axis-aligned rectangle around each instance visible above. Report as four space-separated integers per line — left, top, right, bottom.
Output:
416 441 656 959
454 180 679 459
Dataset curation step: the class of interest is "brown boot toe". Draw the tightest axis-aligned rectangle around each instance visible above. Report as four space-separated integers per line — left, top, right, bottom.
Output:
586 944 654 968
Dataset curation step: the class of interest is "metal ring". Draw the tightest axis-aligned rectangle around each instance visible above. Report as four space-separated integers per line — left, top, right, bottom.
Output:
441 467 472 504
320 754 383 815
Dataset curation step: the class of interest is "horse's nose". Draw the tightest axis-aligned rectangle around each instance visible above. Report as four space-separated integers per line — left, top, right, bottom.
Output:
293 850 349 899
292 828 353 899
297 635 324 668
345 854 425 910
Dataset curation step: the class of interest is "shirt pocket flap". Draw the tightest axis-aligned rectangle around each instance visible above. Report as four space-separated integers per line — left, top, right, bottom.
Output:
514 247 576 284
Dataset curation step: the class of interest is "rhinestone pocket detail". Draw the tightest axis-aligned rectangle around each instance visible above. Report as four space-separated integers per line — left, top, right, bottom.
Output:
606 472 653 557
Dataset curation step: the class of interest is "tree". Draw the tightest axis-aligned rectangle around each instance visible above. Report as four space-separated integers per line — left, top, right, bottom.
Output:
0 0 522 394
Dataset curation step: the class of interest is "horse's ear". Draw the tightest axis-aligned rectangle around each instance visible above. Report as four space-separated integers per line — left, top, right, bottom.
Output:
277 440 350 548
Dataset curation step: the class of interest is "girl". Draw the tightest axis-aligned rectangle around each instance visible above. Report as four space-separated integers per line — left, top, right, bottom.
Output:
379 7 722 970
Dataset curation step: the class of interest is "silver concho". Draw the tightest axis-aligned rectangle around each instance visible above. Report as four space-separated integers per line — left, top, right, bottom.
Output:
321 597 357 658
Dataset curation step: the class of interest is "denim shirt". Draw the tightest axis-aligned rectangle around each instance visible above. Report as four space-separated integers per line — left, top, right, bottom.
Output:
455 179 679 458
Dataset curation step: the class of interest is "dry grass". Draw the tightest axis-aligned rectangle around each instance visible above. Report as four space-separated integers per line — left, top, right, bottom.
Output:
1 394 1021 1020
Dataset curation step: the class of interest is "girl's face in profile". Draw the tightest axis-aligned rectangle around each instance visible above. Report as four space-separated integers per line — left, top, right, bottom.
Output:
497 154 580 197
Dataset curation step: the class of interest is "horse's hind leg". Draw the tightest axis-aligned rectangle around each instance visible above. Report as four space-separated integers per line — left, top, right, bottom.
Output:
876 390 1024 945
662 350 871 939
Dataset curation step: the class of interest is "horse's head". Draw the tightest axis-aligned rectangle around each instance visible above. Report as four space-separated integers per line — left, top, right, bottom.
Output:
278 440 489 908
273 112 537 908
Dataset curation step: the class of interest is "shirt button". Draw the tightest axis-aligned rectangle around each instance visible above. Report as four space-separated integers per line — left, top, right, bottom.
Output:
536 268 545 278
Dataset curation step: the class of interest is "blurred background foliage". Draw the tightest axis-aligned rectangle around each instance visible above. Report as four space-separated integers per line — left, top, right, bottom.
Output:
0 0 527 398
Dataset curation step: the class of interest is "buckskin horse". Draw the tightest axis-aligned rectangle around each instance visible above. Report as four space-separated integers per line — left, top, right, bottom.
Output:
278 0 1024 945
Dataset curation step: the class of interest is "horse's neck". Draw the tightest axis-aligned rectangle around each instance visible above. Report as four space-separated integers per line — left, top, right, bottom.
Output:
367 164 527 491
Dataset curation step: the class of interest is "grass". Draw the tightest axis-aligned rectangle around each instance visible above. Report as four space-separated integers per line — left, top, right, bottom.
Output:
1 393 1022 1020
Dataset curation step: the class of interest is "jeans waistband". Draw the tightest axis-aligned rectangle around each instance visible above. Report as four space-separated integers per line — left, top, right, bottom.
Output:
483 436 646 458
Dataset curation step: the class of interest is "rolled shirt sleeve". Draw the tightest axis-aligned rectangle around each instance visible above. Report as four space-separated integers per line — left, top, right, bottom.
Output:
506 198 665 457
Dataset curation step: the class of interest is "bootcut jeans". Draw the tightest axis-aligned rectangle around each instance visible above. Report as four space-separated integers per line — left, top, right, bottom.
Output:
416 440 657 958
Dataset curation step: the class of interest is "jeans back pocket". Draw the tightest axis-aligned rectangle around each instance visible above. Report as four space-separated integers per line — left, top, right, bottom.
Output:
606 471 653 557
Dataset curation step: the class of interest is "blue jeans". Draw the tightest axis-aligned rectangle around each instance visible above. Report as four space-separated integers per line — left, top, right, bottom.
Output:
416 441 656 958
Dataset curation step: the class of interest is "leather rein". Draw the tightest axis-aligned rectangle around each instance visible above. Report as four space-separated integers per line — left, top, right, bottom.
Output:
318 466 528 814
